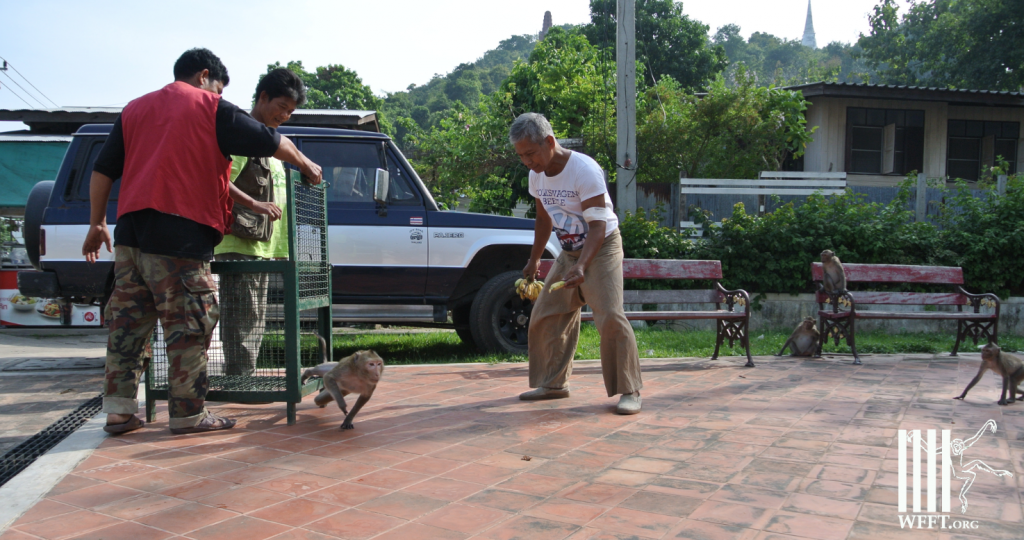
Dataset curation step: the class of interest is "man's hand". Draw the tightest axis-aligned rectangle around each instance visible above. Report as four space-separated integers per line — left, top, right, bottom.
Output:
251 201 282 220
523 259 541 281
300 158 323 185
562 264 585 289
82 224 112 263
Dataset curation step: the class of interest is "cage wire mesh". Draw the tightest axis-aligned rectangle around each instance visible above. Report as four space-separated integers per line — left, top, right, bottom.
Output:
148 175 330 408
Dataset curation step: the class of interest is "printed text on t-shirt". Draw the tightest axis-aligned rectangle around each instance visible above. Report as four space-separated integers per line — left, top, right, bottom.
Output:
536 188 579 207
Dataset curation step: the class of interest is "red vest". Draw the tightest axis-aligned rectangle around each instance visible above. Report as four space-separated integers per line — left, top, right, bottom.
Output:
118 81 233 233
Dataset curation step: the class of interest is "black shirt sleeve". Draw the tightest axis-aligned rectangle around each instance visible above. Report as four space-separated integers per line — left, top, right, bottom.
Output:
215 99 282 158
93 116 125 179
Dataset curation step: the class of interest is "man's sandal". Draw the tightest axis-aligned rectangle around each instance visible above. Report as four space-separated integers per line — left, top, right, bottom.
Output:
103 415 145 435
170 413 237 435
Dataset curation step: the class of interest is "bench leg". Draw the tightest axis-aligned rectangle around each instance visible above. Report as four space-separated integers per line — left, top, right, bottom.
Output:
712 320 724 360
848 318 861 366
743 331 755 368
951 320 964 356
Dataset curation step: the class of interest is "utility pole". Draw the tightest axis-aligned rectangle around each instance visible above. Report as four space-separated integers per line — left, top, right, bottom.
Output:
615 0 637 218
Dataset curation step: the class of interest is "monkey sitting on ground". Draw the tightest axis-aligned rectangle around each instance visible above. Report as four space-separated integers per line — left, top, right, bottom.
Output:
820 249 847 295
301 337 385 429
777 317 820 357
954 343 1024 406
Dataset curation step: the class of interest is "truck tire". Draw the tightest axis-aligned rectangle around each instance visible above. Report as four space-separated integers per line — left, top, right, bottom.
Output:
23 180 54 270
451 305 478 349
469 271 533 354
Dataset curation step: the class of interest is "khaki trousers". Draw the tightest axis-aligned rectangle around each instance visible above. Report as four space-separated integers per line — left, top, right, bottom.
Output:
214 253 268 376
527 230 642 397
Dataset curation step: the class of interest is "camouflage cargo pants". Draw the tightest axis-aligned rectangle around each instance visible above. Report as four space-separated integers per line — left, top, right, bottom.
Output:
103 246 219 429
214 253 268 376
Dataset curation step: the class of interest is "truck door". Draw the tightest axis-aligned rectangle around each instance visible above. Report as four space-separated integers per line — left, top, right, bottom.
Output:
297 139 428 298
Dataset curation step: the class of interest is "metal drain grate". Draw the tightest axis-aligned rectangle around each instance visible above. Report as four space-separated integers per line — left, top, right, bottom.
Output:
0 394 103 488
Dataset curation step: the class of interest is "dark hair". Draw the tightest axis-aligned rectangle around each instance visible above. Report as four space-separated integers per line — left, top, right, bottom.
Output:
173 48 230 85
255 68 307 106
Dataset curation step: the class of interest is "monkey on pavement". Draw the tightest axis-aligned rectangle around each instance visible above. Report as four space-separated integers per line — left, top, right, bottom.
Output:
777 317 820 357
302 337 385 429
820 249 847 295
954 343 1024 406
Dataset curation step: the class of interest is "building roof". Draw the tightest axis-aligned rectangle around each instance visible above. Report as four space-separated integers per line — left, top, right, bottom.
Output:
0 107 380 134
784 81 1024 108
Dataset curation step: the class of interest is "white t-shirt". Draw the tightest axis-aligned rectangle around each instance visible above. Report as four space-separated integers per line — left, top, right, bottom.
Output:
528 151 618 252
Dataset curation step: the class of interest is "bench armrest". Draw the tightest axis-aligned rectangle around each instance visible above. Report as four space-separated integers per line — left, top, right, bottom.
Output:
716 282 750 316
957 287 1001 315
817 283 857 313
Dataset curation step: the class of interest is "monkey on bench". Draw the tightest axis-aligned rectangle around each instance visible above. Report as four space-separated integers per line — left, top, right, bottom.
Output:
820 249 847 295
302 337 385 429
777 317 820 357
954 343 1024 406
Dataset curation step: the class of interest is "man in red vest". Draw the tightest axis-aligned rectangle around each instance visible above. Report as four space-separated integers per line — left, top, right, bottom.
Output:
82 48 322 435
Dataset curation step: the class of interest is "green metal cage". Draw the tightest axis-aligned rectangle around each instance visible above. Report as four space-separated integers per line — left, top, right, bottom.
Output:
145 171 332 425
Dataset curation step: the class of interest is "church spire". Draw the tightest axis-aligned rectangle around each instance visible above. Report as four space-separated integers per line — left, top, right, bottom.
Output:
802 0 817 49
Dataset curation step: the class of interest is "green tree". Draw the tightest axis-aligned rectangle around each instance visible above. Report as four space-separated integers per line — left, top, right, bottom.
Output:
583 0 727 90
264 61 392 134
859 0 1024 91
636 67 814 183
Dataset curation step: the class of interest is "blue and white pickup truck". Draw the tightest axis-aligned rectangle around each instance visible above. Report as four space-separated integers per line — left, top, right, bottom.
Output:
18 124 559 353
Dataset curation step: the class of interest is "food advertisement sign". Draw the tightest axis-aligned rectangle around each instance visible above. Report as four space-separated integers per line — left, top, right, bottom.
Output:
0 271 101 327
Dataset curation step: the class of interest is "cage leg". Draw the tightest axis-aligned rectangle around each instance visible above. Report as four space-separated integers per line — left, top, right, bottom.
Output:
145 396 155 423
287 402 297 425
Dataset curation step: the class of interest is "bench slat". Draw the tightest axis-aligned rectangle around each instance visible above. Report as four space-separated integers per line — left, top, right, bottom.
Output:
539 259 723 280
582 310 744 321
623 290 723 304
811 263 964 285
680 179 847 187
819 311 996 321
759 171 848 179
679 188 846 196
815 291 969 305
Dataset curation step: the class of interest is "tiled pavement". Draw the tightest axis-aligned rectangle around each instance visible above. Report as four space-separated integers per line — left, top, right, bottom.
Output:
3 353 1024 540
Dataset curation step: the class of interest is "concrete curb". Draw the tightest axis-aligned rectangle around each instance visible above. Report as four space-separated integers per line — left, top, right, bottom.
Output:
0 415 107 532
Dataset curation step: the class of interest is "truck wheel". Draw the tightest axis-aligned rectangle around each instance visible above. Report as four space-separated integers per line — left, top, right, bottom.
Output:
469 271 532 354
451 305 478 349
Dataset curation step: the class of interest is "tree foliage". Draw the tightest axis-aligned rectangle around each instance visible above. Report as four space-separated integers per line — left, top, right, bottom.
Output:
583 0 726 90
264 61 391 134
636 67 815 183
858 0 1024 90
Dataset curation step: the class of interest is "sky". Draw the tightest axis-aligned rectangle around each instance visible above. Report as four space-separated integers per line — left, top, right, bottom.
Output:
0 0 901 132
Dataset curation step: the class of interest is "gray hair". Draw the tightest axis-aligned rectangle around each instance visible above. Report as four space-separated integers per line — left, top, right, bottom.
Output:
509 112 554 145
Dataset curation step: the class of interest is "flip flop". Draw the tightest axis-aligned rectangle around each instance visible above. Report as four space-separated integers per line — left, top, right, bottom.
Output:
170 413 236 435
103 415 145 435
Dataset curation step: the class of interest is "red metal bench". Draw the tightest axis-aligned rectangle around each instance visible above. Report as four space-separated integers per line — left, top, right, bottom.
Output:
540 259 754 367
812 263 1000 365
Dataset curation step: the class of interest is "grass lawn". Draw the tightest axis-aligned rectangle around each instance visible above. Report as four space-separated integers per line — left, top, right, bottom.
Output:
324 325 1024 366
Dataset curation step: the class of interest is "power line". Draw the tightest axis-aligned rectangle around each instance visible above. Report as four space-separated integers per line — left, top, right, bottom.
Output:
0 69 46 108
0 81 34 108
0 57 59 107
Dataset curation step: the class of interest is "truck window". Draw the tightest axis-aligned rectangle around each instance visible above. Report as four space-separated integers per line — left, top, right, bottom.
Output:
301 140 420 206
69 139 121 202
386 150 421 206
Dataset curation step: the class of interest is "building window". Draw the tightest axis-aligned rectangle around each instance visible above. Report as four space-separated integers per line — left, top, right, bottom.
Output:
845 108 925 175
947 120 1019 181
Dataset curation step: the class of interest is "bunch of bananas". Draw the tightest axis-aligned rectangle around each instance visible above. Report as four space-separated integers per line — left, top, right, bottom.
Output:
514 278 567 301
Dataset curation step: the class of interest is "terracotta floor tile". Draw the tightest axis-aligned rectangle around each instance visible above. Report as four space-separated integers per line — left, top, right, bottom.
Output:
155 478 234 500
252 472 339 496
357 491 447 520
613 456 679 474
588 507 681 539
351 468 429 490
763 511 854 540
664 518 755 540
428 444 499 462
392 456 463 475
475 452 543 470
65 521 172 540
0 530 40 540
183 440 255 457
689 500 774 530
14 510 120 540
263 437 332 454
302 482 389 506
464 488 545 512
248 498 345 527
74 454 122 471
474 515 580 540
442 463 516 485
185 515 290 540
559 482 637 506
417 502 509 534
305 508 405 539
199 486 291 513
50 483 141 509
370 522 468 540
525 498 608 526
45 474 103 497
591 469 658 487
135 502 236 534
496 473 577 497
112 469 199 493
384 438 450 455
210 465 291 486
265 529 339 540
12 499 78 525
262 454 336 472
710 484 790 510
618 490 704 518
782 493 862 520
168 457 247 477
402 477 485 501
134 450 207 469
343 448 415 467
92 492 187 519
219 447 292 464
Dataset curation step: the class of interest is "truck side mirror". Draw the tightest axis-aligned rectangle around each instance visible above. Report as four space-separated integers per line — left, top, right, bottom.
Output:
373 169 390 205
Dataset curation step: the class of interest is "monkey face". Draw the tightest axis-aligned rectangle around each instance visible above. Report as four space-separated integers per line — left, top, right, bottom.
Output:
820 250 834 262
356 350 385 383
981 343 1001 362
802 317 816 330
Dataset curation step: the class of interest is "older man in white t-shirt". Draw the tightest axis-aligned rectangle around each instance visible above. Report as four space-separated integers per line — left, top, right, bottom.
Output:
511 112 642 415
